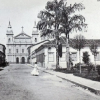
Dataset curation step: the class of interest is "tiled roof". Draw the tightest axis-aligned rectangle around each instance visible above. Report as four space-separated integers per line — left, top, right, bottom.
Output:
43 37 100 47
27 40 49 49
35 37 100 52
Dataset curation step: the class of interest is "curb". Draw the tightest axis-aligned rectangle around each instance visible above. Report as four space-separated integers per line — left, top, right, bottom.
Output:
42 69 100 96
56 75 100 95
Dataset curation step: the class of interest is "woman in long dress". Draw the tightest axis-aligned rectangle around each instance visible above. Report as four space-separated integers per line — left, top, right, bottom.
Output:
31 62 39 76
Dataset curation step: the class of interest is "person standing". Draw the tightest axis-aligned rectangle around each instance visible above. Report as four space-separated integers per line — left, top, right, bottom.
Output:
31 62 39 76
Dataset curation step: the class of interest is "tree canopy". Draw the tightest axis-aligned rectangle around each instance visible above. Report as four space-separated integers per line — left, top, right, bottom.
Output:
37 0 87 38
72 34 85 51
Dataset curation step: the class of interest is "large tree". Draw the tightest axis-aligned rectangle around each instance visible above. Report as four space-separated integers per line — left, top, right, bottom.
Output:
72 34 85 73
37 0 64 69
59 2 87 70
37 0 87 69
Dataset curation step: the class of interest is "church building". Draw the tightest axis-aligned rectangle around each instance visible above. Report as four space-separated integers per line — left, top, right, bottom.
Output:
6 21 39 64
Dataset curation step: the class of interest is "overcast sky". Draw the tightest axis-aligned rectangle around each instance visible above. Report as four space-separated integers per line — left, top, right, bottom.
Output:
0 0 100 45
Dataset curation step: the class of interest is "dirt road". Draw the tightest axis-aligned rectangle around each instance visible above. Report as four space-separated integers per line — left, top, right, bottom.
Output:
0 64 100 100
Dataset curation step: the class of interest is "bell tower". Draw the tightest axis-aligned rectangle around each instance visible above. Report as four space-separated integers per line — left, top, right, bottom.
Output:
6 21 14 44
32 21 39 44
6 21 14 63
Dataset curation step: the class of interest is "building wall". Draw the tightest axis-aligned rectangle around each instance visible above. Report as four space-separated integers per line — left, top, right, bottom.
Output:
30 45 100 69
7 44 31 63
44 47 67 69
28 40 49 65
31 46 67 69
6 35 14 44
70 46 100 65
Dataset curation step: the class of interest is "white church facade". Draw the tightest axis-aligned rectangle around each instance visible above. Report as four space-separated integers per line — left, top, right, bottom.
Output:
6 21 39 64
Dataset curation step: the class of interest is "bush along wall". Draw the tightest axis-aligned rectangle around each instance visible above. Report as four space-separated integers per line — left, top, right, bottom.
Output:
73 65 100 81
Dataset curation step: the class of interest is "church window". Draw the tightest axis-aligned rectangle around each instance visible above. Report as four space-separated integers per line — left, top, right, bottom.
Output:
16 49 18 53
35 38 37 42
8 38 10 42
22 49 24 53
9 49 11 53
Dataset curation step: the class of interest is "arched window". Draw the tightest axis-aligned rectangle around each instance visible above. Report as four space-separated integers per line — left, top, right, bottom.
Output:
16 49 18 53
22 49 24 53
35 38 37 42
9 49 11 53
8 38 10 42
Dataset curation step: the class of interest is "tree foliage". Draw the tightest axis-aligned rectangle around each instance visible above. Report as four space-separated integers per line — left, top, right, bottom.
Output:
72 34 85 51
58 2 87 38
90 43 98 56
72 34 85 73
37 0 87 38
37 0 64 37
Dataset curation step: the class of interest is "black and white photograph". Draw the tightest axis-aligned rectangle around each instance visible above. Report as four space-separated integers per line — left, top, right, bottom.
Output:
0 0 100 100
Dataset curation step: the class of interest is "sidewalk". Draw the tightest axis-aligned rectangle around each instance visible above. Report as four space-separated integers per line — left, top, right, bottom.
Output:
37 66 100 95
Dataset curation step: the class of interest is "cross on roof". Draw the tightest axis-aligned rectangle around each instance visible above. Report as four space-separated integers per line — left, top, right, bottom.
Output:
21 26 24 32
8 21 12 28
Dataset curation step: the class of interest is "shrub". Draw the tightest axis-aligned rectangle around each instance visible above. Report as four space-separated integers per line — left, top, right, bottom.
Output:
74 63 87 70
96 65 100 75
87 63 93 73
82 51 90 64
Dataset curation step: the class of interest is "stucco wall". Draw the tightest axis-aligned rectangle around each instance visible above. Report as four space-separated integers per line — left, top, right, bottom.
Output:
29 43 100 69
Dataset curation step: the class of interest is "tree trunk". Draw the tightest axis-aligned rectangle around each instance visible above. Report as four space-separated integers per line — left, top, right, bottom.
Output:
79 50 81 73
56 36 59 69
66 34 70 70
94 55 96 71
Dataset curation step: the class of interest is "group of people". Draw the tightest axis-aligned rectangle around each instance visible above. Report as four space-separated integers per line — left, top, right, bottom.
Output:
31 62 39 76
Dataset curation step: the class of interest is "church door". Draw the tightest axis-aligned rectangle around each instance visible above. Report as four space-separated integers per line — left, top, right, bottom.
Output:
21 57 25 64
16 57 19 64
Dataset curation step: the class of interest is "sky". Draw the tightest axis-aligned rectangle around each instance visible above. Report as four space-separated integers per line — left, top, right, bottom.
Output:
0 0 100 45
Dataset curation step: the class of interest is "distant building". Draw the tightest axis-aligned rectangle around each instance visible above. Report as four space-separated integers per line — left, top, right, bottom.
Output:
27 40 49 65
6 21 39 64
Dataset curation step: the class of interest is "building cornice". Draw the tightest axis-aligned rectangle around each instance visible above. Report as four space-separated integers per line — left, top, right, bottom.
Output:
27 40 49 49
6 34 14 35
14 33 31 38
14 38 31 39
6 44 32 45
32 34 39 35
